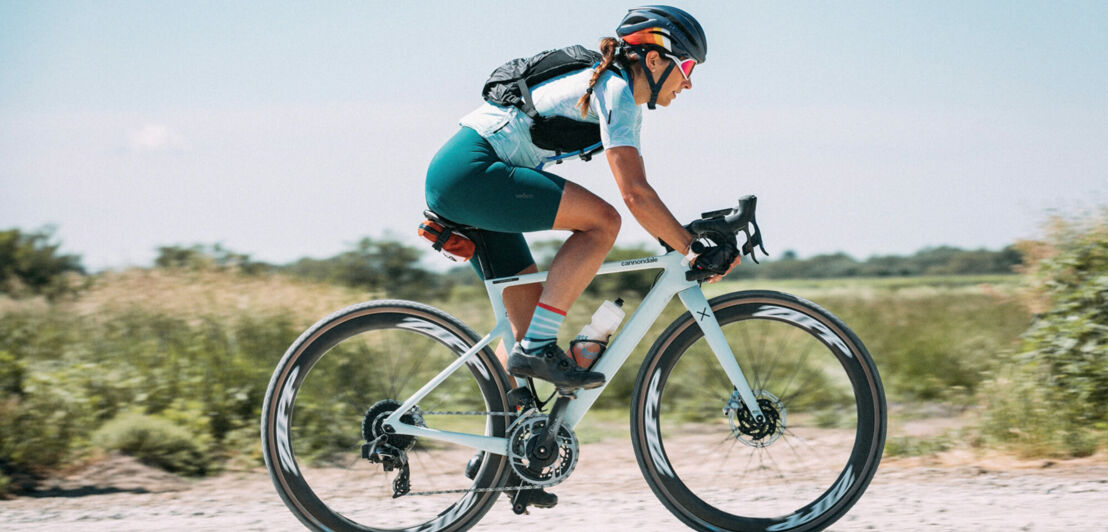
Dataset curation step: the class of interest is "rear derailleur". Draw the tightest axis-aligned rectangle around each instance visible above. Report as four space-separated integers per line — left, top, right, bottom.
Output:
361 399 422 498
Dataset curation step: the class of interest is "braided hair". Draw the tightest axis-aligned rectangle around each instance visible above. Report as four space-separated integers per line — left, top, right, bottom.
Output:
575 37 637 118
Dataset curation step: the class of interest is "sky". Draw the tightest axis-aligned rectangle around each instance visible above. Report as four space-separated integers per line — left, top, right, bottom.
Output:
2 1 1106 271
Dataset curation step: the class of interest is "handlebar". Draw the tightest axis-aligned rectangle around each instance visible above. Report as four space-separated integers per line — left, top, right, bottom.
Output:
683 195 769 282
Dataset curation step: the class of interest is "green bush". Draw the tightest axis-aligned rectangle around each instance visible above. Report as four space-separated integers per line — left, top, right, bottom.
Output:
0 227 85 300
92 411 210 475
0 364 95 494
983 211 1108 456
1021 216 1108 423
0 304 300 491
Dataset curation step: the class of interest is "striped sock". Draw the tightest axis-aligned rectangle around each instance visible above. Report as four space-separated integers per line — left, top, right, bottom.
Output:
519 303 566 352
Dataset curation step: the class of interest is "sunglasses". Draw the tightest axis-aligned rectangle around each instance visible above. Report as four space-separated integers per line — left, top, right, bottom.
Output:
663 52 696 80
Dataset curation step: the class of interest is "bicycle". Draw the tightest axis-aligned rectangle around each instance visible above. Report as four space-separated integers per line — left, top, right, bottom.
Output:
260 195 887 532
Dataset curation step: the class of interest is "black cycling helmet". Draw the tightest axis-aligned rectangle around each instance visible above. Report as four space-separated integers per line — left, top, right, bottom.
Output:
616 5 707 108
617 5 707 63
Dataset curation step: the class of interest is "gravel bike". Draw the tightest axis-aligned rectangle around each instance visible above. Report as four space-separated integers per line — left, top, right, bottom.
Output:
261 196 886 531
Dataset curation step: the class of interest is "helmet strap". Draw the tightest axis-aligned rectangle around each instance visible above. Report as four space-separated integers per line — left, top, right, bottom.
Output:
638 52 676 110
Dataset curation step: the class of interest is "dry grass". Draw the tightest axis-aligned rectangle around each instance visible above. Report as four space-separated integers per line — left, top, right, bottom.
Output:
62 268 377 327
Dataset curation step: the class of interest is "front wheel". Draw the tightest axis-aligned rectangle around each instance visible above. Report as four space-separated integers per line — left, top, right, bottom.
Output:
630 290 886 532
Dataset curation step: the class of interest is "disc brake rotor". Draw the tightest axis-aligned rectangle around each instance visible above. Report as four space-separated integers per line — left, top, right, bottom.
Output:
725 390 785 448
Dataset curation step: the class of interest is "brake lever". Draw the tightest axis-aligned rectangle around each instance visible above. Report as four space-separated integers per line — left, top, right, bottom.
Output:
740 219 769 264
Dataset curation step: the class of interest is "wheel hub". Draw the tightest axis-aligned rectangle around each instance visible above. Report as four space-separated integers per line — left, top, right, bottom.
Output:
362 399 421 452
724 390 785 447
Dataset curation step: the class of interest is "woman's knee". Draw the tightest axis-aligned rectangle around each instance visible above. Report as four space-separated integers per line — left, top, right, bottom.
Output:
554 182 621 239
592 203 621 242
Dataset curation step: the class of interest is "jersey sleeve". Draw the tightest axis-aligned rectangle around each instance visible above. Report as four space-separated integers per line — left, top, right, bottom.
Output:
589 72 642 151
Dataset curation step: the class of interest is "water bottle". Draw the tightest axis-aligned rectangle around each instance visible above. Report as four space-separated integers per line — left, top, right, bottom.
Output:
570 299 625 369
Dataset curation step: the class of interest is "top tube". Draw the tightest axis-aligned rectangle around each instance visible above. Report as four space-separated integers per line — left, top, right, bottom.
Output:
485 251 685 289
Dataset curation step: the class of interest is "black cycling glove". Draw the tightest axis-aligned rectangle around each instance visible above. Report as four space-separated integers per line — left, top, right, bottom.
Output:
690 241 739 275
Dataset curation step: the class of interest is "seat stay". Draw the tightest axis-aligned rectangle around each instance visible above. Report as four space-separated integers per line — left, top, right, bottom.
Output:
384 322 514 455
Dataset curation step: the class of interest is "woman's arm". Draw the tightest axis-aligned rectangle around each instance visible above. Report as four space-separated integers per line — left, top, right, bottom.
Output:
606 146 741 282
605 146 694 255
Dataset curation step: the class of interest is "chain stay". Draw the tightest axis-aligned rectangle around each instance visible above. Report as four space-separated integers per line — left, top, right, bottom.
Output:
392 408 536 497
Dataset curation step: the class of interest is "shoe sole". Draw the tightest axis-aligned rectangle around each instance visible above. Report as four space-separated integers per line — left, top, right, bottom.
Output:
507 365 604 391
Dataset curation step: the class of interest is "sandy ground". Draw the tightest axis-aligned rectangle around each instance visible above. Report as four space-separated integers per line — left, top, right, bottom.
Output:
2 419 1107 532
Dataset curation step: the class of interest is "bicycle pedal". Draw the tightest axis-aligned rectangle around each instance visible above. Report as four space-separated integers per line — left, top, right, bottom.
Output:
509 488 533 515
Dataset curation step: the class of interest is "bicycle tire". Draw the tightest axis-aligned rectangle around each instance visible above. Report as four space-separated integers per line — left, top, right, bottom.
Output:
630 290 886 532
261 300 514 532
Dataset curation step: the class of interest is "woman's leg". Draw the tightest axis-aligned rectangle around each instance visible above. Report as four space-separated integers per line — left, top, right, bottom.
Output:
495 181 622 373
503 181 619 391
494 263 542 370
537 181 622 311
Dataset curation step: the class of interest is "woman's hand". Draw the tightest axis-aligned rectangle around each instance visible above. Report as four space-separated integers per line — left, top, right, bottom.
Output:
704 253 741 283
691 243 741 283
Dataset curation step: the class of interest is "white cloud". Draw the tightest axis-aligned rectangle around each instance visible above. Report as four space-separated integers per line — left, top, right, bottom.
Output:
127 124 187 152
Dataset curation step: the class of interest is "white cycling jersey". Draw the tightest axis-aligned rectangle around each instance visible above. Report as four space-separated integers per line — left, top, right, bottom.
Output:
460 68 642 169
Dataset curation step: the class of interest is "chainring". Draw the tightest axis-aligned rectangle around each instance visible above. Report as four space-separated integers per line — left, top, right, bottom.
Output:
506 413 579 488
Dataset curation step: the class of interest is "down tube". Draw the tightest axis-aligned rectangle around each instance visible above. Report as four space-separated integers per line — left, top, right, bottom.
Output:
560 280 679 428
676 287 766 422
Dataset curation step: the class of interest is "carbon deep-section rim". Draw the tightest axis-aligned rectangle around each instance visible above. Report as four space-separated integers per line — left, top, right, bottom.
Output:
261 300 513 531
630 290 886 532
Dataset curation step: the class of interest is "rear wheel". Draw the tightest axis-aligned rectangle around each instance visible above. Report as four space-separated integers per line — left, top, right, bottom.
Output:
631 290 886 532
261 300 513 531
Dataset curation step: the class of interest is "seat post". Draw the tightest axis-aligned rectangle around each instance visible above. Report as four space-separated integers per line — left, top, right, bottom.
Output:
468 231 496 280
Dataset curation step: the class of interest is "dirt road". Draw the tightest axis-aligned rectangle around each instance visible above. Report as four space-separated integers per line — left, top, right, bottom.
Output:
3 438 1106 532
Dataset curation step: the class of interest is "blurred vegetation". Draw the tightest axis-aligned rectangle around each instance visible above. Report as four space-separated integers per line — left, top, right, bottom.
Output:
980 210 1108 457
92 411 211 475
736 245 1023 279
0 227 86 300
155 243 268 275
0 306 300 493
282 237 454 300
4 222 1105 496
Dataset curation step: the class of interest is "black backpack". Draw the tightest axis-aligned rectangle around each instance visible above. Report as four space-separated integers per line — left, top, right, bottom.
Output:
481 45 620 162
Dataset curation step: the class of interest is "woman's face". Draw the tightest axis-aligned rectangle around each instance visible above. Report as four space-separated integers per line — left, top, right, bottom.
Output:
640 50 693 107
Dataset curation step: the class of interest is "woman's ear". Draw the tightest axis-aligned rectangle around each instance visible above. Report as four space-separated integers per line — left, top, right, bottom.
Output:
645 50 662 72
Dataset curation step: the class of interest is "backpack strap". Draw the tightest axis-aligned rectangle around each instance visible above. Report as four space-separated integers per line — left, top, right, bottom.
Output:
515 79 539 120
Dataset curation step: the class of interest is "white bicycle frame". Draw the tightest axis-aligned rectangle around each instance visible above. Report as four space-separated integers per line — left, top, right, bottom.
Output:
384 250 765 455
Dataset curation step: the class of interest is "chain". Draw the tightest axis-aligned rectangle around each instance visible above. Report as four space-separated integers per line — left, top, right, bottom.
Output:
406 484 544 497
421 410 518 417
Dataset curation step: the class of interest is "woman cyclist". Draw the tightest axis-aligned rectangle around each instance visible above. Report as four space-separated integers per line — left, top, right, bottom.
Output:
427 5 736 392
425 6 736 506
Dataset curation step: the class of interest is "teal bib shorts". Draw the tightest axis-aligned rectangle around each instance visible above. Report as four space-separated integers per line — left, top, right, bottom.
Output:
425 127 567 279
